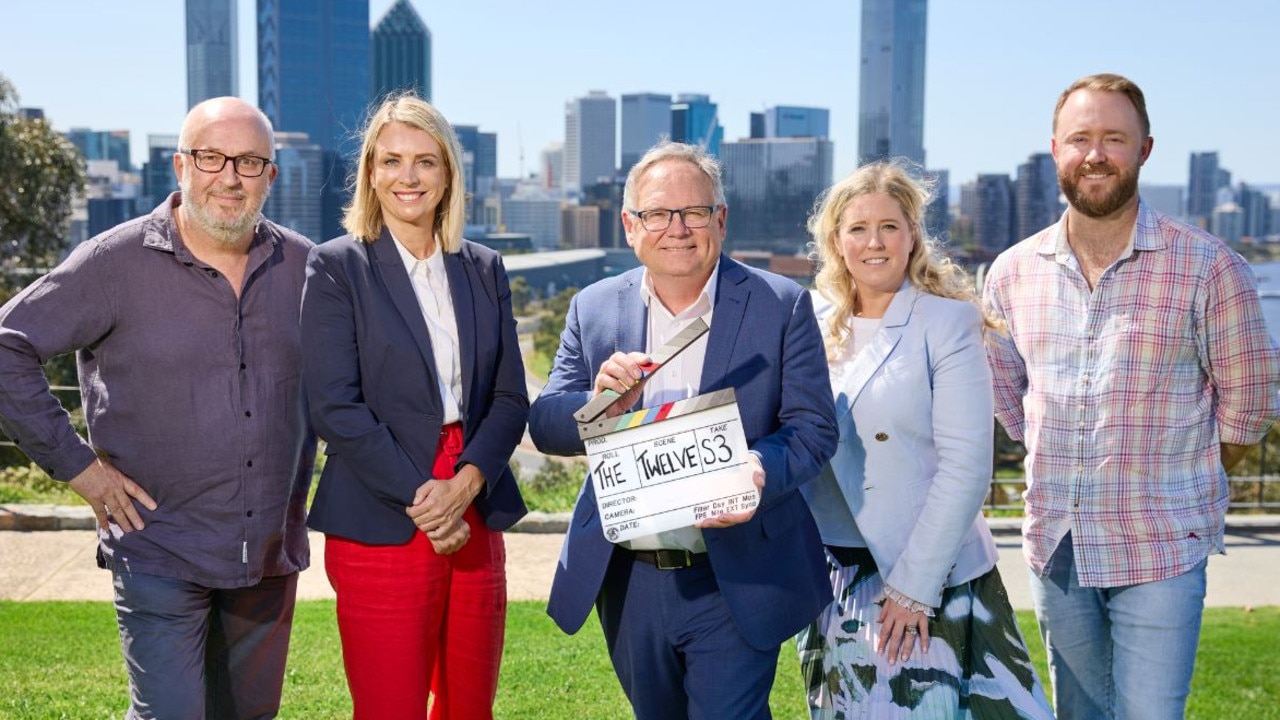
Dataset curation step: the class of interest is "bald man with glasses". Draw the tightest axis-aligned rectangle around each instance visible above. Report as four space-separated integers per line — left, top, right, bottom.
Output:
0 97 315 719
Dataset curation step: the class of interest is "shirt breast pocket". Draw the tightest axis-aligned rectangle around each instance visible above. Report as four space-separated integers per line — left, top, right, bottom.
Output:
1105 306 1197 396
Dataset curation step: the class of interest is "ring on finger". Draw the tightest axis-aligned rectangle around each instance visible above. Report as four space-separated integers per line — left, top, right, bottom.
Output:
904 625 919 635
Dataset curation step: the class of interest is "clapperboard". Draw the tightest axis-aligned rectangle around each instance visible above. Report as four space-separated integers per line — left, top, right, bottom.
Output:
574 319 760 544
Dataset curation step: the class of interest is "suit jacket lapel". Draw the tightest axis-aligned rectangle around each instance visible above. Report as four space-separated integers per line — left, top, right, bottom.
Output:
612 271 647 412
700 256 746 392
617 270 647 355
444 249 476 413
368 228 438 371
842 282 918 413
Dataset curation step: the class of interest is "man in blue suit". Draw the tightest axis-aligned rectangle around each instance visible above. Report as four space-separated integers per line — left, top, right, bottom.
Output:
529 141 837 719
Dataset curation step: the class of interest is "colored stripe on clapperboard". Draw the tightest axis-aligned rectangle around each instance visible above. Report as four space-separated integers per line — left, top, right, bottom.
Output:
586 388 737 439
573 317 710 429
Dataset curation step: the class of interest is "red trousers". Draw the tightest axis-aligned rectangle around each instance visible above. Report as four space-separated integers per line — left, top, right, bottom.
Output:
325 424 507 720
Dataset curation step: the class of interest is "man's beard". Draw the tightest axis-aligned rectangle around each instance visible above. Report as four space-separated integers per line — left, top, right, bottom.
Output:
1059 160 1140 219
180 179 268 246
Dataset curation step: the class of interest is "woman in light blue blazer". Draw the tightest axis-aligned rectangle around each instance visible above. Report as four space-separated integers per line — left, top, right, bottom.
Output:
797 162 1053 719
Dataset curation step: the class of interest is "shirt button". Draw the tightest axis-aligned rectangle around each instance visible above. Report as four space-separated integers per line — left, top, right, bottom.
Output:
246 510 254 517
246 460 253 467
244 411 252 418
874 432 889 442
240 363 247 370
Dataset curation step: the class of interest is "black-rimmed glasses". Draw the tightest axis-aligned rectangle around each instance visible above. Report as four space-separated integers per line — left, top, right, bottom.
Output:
179 149 274 177
628 205 719 232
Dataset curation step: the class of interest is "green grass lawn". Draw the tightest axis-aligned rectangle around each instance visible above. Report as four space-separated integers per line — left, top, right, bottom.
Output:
0 601 1275 719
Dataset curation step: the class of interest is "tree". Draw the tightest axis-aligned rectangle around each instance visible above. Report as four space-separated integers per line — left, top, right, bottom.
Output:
0 74 86 301
509 275 532 316
0 75 86 469
532 286 578 362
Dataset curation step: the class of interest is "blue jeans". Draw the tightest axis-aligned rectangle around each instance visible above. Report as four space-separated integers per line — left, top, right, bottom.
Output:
112 571 299 720
1028 534 1206 720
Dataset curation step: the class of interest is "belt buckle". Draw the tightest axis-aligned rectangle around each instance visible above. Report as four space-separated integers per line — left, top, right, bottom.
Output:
655 550 689 570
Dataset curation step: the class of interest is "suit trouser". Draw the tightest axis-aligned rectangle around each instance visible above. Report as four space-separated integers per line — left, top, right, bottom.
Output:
325 423 507 720
598 551 778 720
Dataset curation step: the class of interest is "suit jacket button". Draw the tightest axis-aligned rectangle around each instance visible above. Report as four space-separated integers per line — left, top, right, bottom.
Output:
874 432 889 442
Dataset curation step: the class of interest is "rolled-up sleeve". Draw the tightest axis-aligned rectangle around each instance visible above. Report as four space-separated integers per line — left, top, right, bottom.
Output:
1203 250 1280 445
0 242 113 480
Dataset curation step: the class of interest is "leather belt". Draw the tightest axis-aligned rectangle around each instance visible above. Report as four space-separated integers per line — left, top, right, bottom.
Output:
629 548 709 570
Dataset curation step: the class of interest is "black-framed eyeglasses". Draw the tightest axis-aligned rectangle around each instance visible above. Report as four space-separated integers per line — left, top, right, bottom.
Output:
179 148 274 177
628 205 719 232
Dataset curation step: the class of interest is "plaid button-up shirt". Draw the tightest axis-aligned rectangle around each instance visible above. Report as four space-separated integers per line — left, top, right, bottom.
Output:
983 201 1279 587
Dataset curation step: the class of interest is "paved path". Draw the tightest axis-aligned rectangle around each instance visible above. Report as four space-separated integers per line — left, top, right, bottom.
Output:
2 523 1278 608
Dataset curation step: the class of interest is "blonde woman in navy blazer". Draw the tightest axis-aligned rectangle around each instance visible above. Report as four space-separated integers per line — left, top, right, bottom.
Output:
796 162 1053 719
300 95 527 720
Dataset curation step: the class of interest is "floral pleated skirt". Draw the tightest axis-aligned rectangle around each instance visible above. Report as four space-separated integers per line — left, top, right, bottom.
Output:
796 546 1054 719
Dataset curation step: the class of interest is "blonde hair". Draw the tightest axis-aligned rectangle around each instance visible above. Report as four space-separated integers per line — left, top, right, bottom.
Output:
810 161 994 359
342 94 465 251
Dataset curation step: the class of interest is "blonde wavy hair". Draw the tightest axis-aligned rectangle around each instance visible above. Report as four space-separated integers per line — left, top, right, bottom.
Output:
810 161 994 359
342 94 466 252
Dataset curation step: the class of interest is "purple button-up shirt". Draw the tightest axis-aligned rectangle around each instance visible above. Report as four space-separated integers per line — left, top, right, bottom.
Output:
0 194 316 588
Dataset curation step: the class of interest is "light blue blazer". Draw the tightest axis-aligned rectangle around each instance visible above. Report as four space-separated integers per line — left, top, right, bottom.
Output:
802 281 999 608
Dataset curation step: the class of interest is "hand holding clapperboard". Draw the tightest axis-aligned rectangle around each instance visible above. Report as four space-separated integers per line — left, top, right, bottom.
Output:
573 319 761 543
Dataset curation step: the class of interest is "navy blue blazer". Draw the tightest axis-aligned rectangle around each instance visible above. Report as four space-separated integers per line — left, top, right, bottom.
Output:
529 255 837 650
300 230 528 544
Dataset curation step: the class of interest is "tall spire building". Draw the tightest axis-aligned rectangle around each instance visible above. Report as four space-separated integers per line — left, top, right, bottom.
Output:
857 0 927 165
372 0 432 102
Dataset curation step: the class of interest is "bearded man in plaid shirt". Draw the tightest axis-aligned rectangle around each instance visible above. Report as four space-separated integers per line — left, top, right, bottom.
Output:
983 73 1279 720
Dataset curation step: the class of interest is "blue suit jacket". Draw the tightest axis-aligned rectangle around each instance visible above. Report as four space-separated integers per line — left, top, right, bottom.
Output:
529 256 837 650
803 283 999 607
300 230 528 544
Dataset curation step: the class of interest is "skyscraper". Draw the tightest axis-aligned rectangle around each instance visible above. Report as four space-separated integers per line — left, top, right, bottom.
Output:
620 93 672 174
63 128 132 172
764 106 830 139
670 94 723 158
258 0 370 240
263 132 325 243
454 125 498 227
923 168 949 242
858 0 927 165
186 0 238 109
1015 152 1060 241
371 0 432 102
720 137 834 255
973 173 1014 254
564 91 616 195
141 134 180 210
1187 151 1220 227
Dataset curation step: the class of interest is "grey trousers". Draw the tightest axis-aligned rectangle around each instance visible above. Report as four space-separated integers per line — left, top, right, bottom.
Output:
112 570 299 720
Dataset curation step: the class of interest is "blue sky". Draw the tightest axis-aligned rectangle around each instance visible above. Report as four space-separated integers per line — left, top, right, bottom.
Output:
2 0 1277 188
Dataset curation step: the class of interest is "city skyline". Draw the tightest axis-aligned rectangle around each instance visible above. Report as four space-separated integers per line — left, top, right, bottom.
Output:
3 0 1278 190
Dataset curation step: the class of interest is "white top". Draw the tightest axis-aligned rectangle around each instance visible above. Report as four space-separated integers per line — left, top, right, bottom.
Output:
624 264 719 553
392 235 463 425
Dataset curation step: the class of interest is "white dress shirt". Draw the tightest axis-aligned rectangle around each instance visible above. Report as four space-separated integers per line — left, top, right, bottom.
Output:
392 234 463 424
624 264 719 553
